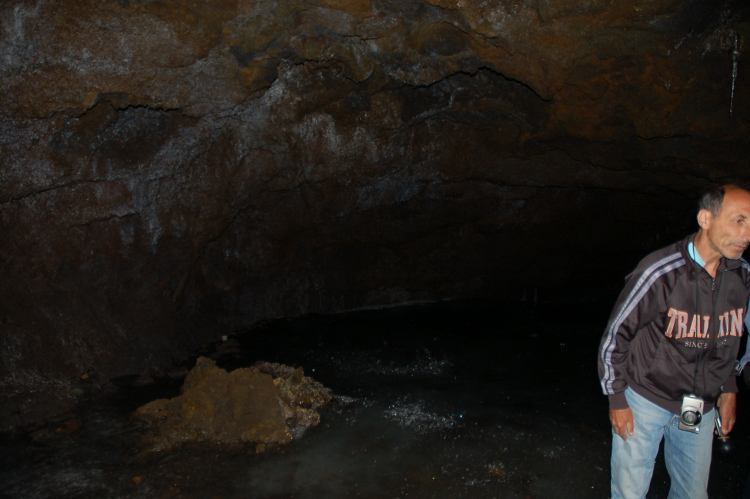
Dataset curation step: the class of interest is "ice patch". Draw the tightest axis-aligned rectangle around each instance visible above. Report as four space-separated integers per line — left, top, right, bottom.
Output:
384 398 458 431
364 349 451 377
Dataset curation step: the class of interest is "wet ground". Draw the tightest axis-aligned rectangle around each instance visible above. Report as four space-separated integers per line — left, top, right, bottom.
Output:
2 299 750 498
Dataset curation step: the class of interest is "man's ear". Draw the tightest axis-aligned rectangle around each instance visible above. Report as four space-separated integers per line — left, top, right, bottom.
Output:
697 209 712 230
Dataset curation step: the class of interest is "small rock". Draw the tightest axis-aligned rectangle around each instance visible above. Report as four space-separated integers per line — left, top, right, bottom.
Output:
488 463 504 478
54 419 82 434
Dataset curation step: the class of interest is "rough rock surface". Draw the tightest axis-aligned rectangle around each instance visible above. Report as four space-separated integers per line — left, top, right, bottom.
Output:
0 0 749 428
135 357 332 450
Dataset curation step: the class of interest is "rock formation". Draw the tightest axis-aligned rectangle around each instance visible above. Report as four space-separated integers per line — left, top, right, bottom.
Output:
135 357 332 450
0 0 748 428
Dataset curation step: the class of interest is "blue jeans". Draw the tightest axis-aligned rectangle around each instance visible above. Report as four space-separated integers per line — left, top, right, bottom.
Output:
611 388 714 499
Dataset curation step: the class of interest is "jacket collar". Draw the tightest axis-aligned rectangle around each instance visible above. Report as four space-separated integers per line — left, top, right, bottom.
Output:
680 233 744 277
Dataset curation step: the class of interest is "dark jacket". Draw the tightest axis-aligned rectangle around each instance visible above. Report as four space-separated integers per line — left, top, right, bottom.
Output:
598 234 750 415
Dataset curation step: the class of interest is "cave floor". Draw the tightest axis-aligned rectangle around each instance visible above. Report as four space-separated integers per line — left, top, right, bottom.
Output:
2 300 750 498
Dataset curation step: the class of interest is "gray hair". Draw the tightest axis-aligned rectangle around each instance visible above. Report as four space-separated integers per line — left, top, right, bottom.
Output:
698 186 728 218
698 184 750 217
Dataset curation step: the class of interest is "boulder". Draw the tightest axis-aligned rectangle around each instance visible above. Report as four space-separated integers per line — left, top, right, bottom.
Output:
135 357 332 450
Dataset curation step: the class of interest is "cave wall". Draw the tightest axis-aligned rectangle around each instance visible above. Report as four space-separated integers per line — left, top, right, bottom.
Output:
1 0 748 428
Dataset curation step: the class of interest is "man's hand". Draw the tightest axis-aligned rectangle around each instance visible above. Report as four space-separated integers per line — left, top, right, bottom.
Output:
716 392 737 435
610 407 634 441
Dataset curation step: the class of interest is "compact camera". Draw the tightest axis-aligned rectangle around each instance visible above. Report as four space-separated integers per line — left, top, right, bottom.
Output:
679 394 704 433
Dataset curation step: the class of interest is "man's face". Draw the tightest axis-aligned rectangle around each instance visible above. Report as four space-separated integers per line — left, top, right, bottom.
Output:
702 188 750 260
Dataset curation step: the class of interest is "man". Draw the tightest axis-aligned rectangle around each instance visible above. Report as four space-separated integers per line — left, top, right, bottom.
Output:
598 185 750 499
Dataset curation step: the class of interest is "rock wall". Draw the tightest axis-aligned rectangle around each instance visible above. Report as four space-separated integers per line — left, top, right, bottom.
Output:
1 0 748 428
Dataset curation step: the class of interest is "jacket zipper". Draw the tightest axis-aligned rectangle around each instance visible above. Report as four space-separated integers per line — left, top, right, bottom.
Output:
702 272 724 397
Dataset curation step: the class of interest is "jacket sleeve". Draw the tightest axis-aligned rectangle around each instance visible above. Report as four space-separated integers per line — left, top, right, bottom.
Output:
732 270 750 388
739 289 750 371
598 264 666 410
722 375 738 394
